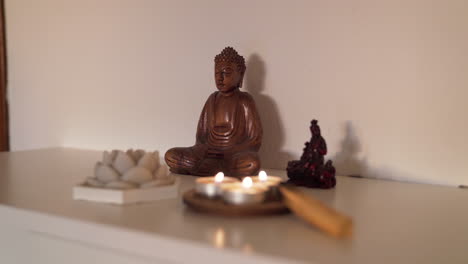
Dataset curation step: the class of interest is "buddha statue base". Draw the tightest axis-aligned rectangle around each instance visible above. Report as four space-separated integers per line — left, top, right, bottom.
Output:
165 146 260 178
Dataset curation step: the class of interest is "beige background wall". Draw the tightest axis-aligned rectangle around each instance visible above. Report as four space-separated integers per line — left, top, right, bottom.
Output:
5 0 468 186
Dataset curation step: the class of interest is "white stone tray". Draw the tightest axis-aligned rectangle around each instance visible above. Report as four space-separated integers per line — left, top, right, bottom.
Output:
73 177 180 205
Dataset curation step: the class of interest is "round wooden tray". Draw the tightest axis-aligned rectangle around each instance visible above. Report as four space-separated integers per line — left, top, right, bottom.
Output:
182 189 290 217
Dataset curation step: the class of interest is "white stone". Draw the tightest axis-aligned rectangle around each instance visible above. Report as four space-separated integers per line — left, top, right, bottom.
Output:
122 167 153 184
133 149 146 162
138 153 157 172
126 149 136 162
152 151 161 169
140 177 175 188
85 177 104 188
154 165 168 179
111 149 119 159
113 151 136 174
104 181 137 190
94 162 120 183
102 151 116 165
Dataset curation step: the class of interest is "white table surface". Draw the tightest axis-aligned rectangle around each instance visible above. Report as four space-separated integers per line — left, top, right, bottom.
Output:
0 148 467 264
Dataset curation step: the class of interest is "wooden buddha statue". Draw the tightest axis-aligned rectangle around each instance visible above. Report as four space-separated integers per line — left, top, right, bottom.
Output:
165 47 263 177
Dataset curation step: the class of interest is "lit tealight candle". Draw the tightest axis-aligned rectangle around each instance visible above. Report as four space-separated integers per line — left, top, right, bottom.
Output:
252 170 282 188
221 177 267 205
252 170 283 200
195 172 239 198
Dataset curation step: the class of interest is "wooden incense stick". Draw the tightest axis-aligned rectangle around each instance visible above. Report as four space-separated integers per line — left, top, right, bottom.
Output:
279 185 353 238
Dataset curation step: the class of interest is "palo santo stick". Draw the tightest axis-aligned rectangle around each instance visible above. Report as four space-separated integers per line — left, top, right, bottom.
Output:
279 185 353 238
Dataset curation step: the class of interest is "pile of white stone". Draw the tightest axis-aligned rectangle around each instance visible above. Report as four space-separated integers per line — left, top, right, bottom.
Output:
86 149 174 189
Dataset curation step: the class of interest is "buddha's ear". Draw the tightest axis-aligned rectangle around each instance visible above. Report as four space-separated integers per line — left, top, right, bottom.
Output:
239 72 245 88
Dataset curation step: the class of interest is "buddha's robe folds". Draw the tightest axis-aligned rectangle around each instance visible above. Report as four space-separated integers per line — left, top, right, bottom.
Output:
165 90 262 177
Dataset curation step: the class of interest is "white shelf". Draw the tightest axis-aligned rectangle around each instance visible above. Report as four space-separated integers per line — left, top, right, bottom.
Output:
0 148 467 264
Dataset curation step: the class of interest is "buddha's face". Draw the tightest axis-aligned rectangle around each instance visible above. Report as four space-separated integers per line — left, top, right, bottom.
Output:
215 62 243 93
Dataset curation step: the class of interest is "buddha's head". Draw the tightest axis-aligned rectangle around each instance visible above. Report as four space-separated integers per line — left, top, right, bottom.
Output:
214 47 246 94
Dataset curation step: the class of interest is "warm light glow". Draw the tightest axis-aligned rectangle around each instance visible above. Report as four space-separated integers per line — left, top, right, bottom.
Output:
213 228 225 249
259 170 268 181
242 177 253 188
214 172 224 183
242 243 254 254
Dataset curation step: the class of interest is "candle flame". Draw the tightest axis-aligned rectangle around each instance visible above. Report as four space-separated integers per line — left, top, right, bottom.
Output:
259 170 268 181
214 172 224 183
242 177 253 188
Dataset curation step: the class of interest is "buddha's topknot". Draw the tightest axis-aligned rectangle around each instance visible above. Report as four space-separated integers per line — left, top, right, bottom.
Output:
214 47 246 73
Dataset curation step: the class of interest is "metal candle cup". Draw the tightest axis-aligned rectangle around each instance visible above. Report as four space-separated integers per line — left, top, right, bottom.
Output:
221 177 267 205
195 172 239 198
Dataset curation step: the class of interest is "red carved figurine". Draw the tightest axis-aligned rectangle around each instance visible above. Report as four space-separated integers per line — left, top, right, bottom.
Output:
287 120 336 188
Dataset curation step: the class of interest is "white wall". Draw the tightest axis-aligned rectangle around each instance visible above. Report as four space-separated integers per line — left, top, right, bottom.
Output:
5 0 468 186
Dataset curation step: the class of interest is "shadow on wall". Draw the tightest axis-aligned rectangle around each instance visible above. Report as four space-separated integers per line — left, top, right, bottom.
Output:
332 121 368 177
245 59 446 185
331 121 449 185
245 54 293 170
